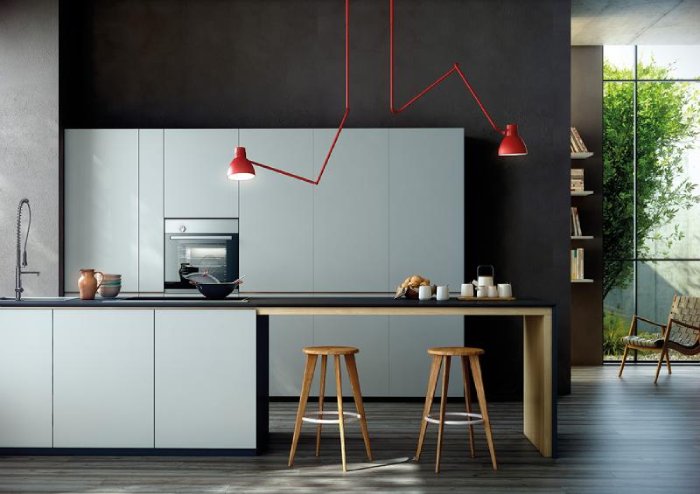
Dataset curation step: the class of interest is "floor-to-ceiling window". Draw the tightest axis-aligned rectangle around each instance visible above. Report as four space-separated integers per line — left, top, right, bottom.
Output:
603 46 700 361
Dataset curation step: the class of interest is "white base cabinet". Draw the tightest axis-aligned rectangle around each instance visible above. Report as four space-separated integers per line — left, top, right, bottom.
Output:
0 311 53 447
53 310 155 448
155 310 257 449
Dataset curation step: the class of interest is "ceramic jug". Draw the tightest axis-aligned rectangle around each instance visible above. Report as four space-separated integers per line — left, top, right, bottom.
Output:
78 268 103 300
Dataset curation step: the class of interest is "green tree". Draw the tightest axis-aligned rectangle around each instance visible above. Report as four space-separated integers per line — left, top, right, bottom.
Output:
603 60 700 298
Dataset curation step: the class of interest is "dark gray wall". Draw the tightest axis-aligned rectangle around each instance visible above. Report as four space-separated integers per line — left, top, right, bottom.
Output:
60 0 571 396
0 0 59 296
571 46 603 365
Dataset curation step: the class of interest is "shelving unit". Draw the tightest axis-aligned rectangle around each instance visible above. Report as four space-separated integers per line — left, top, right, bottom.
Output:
570 150 594 283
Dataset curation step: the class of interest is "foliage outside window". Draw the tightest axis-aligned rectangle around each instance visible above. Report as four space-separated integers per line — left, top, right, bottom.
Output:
603 46 700 361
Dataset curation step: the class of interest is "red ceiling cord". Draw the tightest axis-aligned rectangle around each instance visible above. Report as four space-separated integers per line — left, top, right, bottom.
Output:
228 0 526 185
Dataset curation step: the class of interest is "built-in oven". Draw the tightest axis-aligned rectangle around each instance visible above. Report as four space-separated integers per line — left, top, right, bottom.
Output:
164 219 239 290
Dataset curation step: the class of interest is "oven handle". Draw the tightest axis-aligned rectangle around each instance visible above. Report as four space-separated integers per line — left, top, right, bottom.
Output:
169 235 233 240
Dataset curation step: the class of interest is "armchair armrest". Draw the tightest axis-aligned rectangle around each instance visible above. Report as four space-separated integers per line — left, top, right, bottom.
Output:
668 318 700 331
634 315 667 329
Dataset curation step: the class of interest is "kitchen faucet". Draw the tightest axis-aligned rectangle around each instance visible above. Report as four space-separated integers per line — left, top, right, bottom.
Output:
16 198 40 301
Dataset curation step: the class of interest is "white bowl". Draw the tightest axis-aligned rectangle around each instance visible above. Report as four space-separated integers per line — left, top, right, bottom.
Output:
98 285 121 298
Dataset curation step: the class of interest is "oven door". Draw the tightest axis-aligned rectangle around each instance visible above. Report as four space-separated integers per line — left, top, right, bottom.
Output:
164 220 239 290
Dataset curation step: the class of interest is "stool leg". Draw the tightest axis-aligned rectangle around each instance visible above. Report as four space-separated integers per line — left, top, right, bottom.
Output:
289 354 318 467
416 355 442 461
345 354 373 461
334 355 348 472
469 355 497 471
460 356 476 458
435 356 451 474
315 355 327 457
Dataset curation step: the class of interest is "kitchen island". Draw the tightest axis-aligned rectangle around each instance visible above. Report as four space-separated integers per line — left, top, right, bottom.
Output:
0 296 555 457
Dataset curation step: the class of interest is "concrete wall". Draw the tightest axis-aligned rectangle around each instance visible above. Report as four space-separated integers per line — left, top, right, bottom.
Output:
0 0 59 296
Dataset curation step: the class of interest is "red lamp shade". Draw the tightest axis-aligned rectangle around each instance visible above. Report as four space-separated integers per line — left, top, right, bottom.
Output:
498 124 528 156
227 147 256 181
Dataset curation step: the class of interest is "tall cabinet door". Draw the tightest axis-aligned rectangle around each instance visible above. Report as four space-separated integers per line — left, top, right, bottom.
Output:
238 129 313 292
53 310 154 448
388 129 464 396
313 129 390 291
164 129 239 218
0 311 52 447
155 310 257 449
64 129 139 292
139 129 165 292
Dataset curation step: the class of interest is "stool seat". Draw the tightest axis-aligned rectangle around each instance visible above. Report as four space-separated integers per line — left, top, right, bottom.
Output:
303 345 359 356
428 346 484 357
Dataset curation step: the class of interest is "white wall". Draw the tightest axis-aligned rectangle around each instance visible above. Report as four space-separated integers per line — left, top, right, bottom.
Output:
0 0 59 296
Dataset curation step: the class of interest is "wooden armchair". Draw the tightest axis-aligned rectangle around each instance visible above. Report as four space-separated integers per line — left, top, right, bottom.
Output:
618 295 700 384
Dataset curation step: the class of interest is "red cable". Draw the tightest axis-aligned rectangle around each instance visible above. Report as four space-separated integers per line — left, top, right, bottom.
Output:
253 0 350 185
389 0 503 135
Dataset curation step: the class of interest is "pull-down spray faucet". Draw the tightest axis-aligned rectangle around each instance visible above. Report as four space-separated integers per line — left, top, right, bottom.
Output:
15 199 40 301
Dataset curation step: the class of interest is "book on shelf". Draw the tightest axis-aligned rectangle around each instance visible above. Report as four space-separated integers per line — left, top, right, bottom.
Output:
570 248 585 280
570 168 585 191
570 127 588 153
570 207 583 236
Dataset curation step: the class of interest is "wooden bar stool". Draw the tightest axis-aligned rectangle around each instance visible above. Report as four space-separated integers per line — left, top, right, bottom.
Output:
415 346 497 472
288 346 372 472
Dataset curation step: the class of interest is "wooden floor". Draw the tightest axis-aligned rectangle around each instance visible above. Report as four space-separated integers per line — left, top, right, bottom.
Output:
2 366 700 493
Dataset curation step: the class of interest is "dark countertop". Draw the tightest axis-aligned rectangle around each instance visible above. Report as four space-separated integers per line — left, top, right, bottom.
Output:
0 295 554 309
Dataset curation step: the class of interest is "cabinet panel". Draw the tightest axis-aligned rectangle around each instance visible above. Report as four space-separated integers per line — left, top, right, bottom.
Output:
155 310 256 448
389 129 464 290
164 129 239 218
139 129 165 292
64 129 139 292
313 316 389 397
389 316 464 397
0 311 53 447
313 129 390 291
239 130 313 292
53 310 154 448
269 316 314 396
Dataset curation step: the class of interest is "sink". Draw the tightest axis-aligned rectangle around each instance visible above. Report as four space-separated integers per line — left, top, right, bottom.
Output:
0 296 77 302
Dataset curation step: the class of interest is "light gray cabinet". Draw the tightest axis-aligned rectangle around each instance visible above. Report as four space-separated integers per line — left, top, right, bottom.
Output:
0 311 53 447
164 129 239 218
138 129 165 292
389 316 464 397
313 129 390 291
269 316 314 396
53 310 154 448
64 129 139 292
238 129 313 292
387 129 464 396
154 309 257 449
313 316 390 397
388 128 464 290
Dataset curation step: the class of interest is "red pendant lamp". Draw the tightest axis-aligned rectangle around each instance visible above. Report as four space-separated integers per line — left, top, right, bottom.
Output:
228 0 526 184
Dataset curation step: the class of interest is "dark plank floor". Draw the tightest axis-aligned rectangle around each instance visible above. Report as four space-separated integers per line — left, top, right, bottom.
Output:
2 366 700 493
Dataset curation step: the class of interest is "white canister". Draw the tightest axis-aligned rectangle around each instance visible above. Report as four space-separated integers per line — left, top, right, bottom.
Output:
461 283 474 297
477 265 495 287
497 283 513 298
436 285 449 301
418 285 433 300
487 285 499 298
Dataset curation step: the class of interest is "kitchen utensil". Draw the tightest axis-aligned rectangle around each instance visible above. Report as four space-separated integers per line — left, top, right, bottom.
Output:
487 285 499 298
461 283 474 297
189 276 244 299
78 269 103 300
98 285 121 298
498 283 512 298
476 286 488 298
436 285 449 301
477 265 495 287
418 285 433 300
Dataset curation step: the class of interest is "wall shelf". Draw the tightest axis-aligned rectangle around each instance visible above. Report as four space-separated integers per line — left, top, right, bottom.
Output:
571 190 594 196
571 152 594 159
571 279 594 283
571 235 594 240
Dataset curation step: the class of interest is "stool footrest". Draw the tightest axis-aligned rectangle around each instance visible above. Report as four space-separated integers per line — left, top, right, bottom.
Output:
302 410 361 425
425 412 484 426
